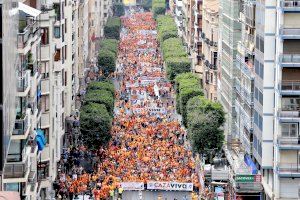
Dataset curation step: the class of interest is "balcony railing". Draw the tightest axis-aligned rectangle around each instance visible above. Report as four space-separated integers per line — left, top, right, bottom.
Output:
280 28 300 39
13 112 30 136
4 161 28 179
278 163 300 174
280 54 300 67
281 0 300 11
278 108 300 119
18 25 30 49
278 136 300 148
280 81 300 95
17 70 30 92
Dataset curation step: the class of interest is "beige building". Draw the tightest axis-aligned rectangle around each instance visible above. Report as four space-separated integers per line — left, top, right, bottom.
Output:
182 0 195 53
191 0 203 75
201 0 218 101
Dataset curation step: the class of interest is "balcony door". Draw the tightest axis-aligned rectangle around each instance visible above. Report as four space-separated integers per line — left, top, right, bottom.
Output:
282 97 300 111
282 123 299 138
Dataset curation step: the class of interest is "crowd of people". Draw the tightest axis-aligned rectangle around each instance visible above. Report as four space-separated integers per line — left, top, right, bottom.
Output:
56 8 200 200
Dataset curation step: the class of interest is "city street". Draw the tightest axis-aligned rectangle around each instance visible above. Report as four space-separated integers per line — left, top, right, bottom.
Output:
56 8 200 200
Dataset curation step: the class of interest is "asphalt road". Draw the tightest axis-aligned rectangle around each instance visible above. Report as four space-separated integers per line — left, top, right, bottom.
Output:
122 191 193 200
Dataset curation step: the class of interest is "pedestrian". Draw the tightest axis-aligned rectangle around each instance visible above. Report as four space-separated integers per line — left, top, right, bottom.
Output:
118 186 123 199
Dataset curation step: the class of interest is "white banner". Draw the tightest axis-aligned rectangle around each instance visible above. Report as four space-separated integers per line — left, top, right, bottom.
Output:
148 107 166 114
121 182 144 191
147 182 193 191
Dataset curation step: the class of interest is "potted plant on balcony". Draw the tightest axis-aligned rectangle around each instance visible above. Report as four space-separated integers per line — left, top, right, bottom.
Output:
27 52 34 75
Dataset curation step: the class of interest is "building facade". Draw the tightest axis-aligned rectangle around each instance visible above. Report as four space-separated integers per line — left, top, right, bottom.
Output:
0 0 112 199
202 0 219 101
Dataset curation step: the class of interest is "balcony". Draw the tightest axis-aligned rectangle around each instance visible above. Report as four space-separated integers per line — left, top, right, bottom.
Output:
12 111 31 140
280 54 300 67
280 28 300 39
241 87 254 106
17 25 30 49
41 78 50 95
278 136 300 150
3 159 29 180
278 108 300 122
281 0 300 12
280 81 300 95
278 163 300 177
41 112 50 129
41 44 50 61
241 132 252 154
17 70 31 96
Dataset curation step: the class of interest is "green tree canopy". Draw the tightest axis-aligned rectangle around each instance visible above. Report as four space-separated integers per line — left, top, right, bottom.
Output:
80 103 112 150
186 95 225 127
100 39 118 56
84 89 115 115
187 112 224 155
113 3 125 17
87 81 115 96
104 17 121 39
98 49 116 76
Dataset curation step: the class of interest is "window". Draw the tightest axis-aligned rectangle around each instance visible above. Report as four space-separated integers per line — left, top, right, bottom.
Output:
282 97 300 110
213 52 218 66
54 26 60 38
62 91 64 108
65 19 67 33
4 183 19 192
282 123 298 137
254 110 263 131
38 162 49 180
254 59 264 79
254 87 263 105
41 28 49 45
44 128 49 143
42 96 49 112
62 113 65 129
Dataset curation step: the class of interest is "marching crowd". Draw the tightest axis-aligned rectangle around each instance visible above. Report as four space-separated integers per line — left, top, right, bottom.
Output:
56 8 200 200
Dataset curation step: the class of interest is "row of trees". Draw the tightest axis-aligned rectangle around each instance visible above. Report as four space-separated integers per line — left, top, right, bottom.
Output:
80 81 115 150
156 15 191 80
152 0 166 18
98 39 118 76
104 17 121 40
113 2 125 17
98 17 121 77
174 73 225 155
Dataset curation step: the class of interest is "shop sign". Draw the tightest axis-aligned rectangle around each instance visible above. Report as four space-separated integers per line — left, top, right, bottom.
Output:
235 175 261 183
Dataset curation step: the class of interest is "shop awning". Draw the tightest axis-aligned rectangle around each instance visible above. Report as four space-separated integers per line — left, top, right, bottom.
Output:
19 2 41 19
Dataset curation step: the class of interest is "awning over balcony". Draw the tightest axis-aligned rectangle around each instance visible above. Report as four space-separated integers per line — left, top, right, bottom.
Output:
36 129 46 151
19 2 41 19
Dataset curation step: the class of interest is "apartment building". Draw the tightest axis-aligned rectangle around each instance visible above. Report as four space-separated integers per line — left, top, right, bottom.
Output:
0 0 114 198
191 0 203 75
271 0 300 199
218 0 300 199
218 0 241 142
175 0 184 37
0 0 18 173
202 0 218 101
182 0 195 53
1 1 43 199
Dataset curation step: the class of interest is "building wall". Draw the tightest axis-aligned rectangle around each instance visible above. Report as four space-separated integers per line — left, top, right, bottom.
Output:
0 0 18 172
218 0 241 141
202 0 218 101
